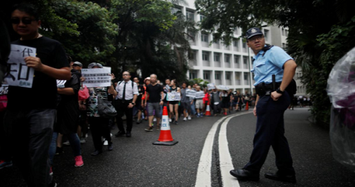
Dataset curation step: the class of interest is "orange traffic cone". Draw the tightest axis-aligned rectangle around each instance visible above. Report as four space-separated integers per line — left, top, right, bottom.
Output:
153 106 178 146
205 99 211 116
245 101 249 111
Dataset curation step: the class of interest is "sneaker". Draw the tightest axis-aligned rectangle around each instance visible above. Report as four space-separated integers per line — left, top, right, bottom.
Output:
80 138 86 144
188 116 191 120
103 140 108 146
55 147 63 155
0 160 13 169
74 155 84 167
145 126 154 132
63 141 70 146
183 117 187 121
153 118 157 122
49 166 53 176
175 121 178 125
169 118 172 122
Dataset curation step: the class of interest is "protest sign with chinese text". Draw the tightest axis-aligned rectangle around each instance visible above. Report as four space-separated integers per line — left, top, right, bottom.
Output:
82 67 111 87
167 91 181 101
5 44 35 88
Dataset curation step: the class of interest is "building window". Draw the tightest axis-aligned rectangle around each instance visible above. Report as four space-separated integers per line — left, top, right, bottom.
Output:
186 10 194 21
282 28 285 36
214 53 220 62
202 51 209 61
189 70 197 79
243 56 248 69
234 55 241 68
187 29 196 42
285 29 288 36
242 41 247 52
215 73 221 80
264 29 269 41
225 54 230 63
203 71 210 80
201 32 209 43
233 39 239 51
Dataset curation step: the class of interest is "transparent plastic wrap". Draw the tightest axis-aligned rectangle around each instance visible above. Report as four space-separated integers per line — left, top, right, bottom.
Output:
327 47 355 172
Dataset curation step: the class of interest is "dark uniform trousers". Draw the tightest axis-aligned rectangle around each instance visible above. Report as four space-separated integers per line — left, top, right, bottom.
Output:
116 100 133 133
244 91 295 175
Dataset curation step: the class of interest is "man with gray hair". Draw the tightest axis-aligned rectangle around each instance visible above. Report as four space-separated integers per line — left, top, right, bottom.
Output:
143 74 164 132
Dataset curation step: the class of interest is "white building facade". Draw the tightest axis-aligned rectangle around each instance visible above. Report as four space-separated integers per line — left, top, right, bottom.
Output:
179 0 305 95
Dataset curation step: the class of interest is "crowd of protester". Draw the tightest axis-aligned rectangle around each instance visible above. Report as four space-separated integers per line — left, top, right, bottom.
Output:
0 3 310 186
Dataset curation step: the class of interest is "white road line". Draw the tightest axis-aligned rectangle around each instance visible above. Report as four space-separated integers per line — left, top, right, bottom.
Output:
195 112 253 187
195 117 225 187
219 112 252 187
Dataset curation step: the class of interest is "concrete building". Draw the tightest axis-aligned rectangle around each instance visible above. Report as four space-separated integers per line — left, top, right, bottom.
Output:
178 0 305 96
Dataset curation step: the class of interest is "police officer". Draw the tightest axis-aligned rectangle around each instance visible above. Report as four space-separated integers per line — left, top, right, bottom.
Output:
230 27 297 183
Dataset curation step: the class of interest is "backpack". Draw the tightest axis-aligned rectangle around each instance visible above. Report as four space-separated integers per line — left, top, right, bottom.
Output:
256 44 297 96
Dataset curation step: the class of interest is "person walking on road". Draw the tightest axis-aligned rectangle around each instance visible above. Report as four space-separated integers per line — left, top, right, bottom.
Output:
3 3 71 186
230 27 297 183
111 71 138 137
168 79 180 124
144 74 164 132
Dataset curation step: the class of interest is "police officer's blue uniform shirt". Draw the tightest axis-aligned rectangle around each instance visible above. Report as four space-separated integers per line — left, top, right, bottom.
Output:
251 45 293 86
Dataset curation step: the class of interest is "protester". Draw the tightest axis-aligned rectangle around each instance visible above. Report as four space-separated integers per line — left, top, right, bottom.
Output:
142 77 150 121
195 86 204 117
180 82 191 121
210 88 220 116
50 59 83 168
220 90 232 115
111 71 138 137
3 3 71 186
168 79 180 124
86 62 114 156
133 77 144 124
144 74 164 131
230 27 297 183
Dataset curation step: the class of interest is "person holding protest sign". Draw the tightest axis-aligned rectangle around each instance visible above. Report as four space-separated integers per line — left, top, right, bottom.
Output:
195 86 205 117
168 79 180 125
86 62 114 156
180 82 192 121
3 3 71 186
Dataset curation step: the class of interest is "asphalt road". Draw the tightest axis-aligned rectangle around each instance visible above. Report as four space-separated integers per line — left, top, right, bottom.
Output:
1 107 355 187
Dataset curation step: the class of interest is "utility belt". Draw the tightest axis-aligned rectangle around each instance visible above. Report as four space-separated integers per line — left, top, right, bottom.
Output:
255 82 281 96
117 99 133 104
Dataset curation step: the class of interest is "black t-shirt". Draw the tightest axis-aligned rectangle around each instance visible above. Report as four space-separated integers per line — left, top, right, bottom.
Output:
7 37 69 110
146 83 163 103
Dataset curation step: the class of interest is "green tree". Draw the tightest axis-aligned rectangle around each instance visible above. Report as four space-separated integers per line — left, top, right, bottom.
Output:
195 0 355 128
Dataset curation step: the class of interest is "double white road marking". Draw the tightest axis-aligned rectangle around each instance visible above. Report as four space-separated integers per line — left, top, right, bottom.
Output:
195 112 253 187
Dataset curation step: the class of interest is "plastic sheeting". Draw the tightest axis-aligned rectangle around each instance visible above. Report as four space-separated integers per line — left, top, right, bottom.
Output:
327 47 355 172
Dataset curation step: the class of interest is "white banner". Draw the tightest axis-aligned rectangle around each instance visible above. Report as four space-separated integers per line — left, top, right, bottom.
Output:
207 83 215 90
186 89 196 98
167 91 181 101
57 80 67 88
195 91 205 99
216 85 230 91
82 67 111 87
5 44 36 88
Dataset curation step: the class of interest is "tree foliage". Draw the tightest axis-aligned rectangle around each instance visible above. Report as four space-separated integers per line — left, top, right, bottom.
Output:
2 0 192 84
195 0 355 128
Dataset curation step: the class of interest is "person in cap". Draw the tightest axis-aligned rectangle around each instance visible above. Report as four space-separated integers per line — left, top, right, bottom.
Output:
230 27 297 183
85 62 114 156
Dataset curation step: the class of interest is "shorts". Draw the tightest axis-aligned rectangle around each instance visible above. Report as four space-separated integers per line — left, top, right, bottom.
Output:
169 101 179 105
195 99 203 109
148 102 161 118
181 101 190 110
